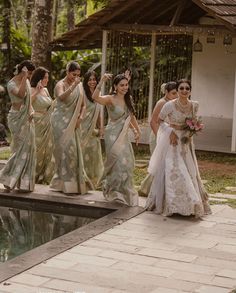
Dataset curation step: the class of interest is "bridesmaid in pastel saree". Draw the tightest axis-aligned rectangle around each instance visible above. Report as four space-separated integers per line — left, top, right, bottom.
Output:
31 67 55 184
0 60 36 192
138 82 177 197
50 61 93 194
92 73 141 206
81 71 104 188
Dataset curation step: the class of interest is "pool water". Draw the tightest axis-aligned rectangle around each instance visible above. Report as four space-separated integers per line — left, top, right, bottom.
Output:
0 206 95 262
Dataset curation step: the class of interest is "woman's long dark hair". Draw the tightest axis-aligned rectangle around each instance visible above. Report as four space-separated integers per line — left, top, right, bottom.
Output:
111 74 135 114
30 67 49 87
83 71 99 103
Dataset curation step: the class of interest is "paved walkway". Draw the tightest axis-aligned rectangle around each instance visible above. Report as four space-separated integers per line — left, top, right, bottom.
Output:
0 192 236 293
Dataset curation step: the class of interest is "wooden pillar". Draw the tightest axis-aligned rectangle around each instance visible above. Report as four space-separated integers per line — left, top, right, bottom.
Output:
100 30 108 131
148 33 156 122
231 68 236 152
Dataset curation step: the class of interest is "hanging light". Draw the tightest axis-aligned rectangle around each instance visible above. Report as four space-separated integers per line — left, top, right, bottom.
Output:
207 32 215 44
193 38 203 52
223 35 232 45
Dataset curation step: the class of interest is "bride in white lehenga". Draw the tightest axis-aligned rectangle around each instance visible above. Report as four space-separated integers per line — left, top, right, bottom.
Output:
146 79 211 218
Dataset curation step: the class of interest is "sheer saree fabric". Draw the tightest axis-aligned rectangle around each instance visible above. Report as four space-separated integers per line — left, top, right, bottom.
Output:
50 83 92 194
146 100 211 217
0 80 36 191
138 130 155 197
80 97 104 188
32 92 55 184
102 104 138 206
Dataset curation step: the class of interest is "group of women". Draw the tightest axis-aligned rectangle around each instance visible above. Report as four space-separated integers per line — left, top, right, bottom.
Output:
0 59 211 218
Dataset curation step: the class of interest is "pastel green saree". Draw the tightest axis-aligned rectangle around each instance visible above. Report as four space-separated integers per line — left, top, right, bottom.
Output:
103 104 138 206
32 92 55 184
80 97 104 188
50 83 92 194
0 80 36 191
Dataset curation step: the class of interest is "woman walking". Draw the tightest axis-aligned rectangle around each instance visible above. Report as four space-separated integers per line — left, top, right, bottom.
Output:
146 79 211 217
0 60 36 192
31 66 55 184
50 61 92 194
92 73 140 206
80 71 104 188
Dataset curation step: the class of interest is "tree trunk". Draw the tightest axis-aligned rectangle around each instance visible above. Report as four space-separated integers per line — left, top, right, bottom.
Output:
67 0 75 31
52 0 59 37
1 0 11 76
31 0 53 69
26 0 35 38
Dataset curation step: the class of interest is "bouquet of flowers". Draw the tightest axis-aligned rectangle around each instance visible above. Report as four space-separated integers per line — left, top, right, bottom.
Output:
181 116 204 144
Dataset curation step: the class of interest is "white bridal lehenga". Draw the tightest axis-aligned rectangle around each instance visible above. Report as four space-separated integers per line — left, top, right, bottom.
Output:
146 100 211 217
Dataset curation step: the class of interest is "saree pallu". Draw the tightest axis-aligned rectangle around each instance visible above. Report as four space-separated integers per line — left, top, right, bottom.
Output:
50 83 92 194
138 130 156 197
0 80 36 191
146 123 211 217
102 105 138 206
80 99 104 188
33 103 55 184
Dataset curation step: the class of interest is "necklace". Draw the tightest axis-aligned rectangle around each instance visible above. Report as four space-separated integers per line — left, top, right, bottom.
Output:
164 96 171 102
176 98 192 113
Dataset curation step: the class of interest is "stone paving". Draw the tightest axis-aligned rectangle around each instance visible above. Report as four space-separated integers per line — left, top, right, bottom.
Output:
0 191 236 293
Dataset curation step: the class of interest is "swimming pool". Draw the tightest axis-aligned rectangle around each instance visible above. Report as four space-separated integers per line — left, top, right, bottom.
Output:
0 206 96 263
0 190 143 282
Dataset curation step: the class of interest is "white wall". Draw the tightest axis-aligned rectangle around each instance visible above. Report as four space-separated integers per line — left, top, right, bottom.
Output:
191 35 236 119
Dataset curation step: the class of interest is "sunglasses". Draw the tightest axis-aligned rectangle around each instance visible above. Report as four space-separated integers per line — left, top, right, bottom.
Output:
179 86 190 91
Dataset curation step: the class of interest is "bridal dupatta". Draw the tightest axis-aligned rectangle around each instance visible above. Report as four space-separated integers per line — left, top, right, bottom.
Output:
80 98 104 188
102 104 138 206
0 79 36 191
50 83 92 194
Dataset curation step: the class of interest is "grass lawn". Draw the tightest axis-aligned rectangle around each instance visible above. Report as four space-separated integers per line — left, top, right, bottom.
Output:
133 145 236 208
1 144 236 207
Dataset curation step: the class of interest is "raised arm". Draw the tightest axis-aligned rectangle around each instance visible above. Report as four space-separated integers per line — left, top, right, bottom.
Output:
150 99 166 136
31 80 44 103
55 76 80 102
10 67 28 99
92 73 113 106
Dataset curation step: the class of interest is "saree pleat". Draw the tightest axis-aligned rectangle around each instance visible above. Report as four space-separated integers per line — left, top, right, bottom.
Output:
80 98 104 188
33 95 55 184
50 83 92 194
0 80 36 191
102 104 138 206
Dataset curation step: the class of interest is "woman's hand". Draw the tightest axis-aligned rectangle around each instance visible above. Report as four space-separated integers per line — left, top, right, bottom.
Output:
74 76 81 86
99 127 104 138
22 66 28 77
133 129 141 146
170 130 178 146
75 117 82 128
124 69 131 82
36 80 43 92
101 73 113 82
